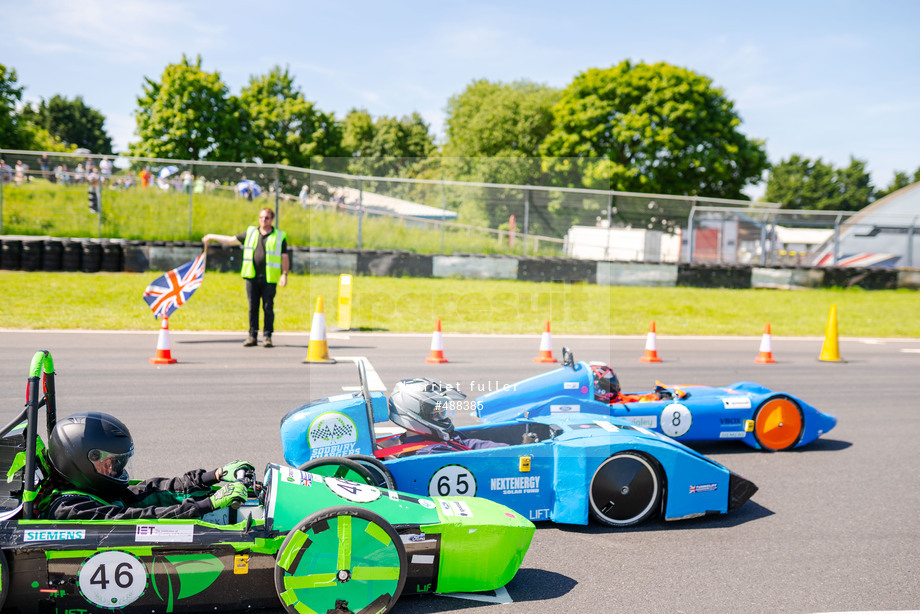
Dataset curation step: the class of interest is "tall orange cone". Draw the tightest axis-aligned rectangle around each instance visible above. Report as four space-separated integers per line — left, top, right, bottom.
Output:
639 321 662 363
304 296 336 363
150 316 178 365
818 304 844 362
533 320 558 363
755 323 777 364
425 319 449 363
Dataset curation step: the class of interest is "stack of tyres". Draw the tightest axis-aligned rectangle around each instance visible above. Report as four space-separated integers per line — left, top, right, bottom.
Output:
43 239 64 271
0 239 22 270
101 240 123 272
62 240 82 272
20 241 43 272
81 240 102 273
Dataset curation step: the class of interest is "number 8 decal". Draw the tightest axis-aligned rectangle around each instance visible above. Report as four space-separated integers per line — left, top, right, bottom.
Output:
660 403 692 438
78 551 147 609
428 465 477 497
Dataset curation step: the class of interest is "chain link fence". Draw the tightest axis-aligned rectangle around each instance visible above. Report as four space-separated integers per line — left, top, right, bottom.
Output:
2 149 916 266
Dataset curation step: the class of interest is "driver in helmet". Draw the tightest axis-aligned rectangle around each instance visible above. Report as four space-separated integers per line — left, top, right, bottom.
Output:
42 412 254 521
590 363 664 404
383 378 508 456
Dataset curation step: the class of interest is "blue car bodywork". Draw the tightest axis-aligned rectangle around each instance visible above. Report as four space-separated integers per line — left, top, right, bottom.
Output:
475 356 837 452
280 364 757 527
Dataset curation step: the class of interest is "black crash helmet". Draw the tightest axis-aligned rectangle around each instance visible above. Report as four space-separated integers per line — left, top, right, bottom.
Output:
47 412 135 496
589 363 621 403
388 377 466 442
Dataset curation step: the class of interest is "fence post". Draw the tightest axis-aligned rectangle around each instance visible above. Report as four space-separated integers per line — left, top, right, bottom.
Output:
832 214 842 265
523 188 531 257
687 206 696 263
440 180 447 254
187 165 194 241
604 193 613 260
357 179 364 249
908 216 917 268
274 169 280 227
0 170 4 234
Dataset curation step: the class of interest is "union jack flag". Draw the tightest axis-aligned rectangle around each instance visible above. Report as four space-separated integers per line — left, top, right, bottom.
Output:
143 254 206 319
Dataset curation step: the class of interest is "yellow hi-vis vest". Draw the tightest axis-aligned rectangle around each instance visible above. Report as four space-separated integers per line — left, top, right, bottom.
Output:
241 226 286 283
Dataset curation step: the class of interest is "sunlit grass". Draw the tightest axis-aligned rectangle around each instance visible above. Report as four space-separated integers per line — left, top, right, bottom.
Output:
2 271 918 337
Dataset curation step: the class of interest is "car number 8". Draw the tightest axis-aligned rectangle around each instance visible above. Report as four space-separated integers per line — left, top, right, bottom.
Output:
660 403 692 437
428 465 476 497
78 551 147 608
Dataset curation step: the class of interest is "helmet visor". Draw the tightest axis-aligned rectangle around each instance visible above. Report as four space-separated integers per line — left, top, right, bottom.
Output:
87 447 134 479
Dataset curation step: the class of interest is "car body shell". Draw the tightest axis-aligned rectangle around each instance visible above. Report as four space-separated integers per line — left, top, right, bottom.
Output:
280 389 757 527
474 360 837 451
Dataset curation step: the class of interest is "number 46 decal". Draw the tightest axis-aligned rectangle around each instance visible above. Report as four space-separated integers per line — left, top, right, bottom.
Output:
428 465 477 497
78 551 147 608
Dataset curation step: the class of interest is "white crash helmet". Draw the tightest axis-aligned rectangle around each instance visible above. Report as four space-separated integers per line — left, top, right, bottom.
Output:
388 378 466 441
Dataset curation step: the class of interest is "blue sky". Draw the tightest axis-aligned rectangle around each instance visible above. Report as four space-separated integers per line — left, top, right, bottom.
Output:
3 0 918 196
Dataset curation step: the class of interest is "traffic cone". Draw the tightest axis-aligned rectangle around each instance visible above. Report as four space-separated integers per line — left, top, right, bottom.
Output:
304 296 336 364
425 319 449 363
639 321 662 363
150 316 178 365
818 304 844 362
533 320 558 363
755 323 777 364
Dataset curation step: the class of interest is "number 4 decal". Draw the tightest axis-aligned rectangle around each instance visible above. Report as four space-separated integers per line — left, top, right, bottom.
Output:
428 465 477 497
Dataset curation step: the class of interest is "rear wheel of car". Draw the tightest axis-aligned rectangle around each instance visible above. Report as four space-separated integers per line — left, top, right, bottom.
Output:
345 454 397 490
274 506 407 614
298 457 376 485
754 396 804 451
589 452 662 527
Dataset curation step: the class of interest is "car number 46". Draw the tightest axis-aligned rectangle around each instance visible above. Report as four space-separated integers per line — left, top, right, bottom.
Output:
78 551 147 608
428 465 477 497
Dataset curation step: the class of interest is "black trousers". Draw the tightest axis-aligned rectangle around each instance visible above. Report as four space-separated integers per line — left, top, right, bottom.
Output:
245 276 277 337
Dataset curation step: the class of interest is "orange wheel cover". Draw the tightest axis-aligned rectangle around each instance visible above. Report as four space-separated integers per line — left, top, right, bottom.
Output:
755 398 803 450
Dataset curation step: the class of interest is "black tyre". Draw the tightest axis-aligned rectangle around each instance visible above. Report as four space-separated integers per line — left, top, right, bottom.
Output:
0 549 8 609
298 457 375 486
588 452 662 527
345 454 396 490
274 506 407 614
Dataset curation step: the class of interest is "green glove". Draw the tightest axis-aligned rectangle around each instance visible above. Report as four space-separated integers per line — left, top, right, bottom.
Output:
210 481 248 510
216 460 255 486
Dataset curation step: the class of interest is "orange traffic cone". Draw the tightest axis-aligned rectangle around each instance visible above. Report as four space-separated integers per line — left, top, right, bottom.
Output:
150 316 178 365
304 296 336 363
425 319 449 363
533 320 558 363
755 323 777 364
639 321 662 363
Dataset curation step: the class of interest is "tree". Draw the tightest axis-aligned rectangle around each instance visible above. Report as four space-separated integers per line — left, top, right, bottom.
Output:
129 55 246 161
442 79 560 185
541 61 768 198
238 65 344 166
875 167 920 200
765 155 874 211
21 95 113 154
341 109 435 177
0 64 29 150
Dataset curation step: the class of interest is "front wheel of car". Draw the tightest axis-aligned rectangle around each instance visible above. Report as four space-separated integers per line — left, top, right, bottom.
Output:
588 452 662 527
345 454 397 490
274 506 407 614
753 396 804 451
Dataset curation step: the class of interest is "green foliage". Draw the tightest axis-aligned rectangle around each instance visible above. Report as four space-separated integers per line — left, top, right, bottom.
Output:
239 66 345 166
129 55 246 161
765 155 874 211
341 110 435 177
875 167 920 200
541 61 768 199
0 64 28 150
20 95 113 154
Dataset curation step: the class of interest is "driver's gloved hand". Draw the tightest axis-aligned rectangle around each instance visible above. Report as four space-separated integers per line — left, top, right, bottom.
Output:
210 481 248 510
215 460 255 487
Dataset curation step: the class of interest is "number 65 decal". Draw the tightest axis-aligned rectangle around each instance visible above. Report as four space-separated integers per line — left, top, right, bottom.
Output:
78 550 147 608
428 465 477 497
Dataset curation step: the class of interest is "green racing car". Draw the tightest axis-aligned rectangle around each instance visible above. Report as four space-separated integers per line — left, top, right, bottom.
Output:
0 351 534 613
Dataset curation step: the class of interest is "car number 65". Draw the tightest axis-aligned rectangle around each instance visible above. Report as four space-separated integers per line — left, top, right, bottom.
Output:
428 465 477 497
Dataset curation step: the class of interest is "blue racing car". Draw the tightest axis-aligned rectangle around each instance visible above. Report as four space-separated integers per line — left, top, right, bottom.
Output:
280 361 757 528
475 348 838 452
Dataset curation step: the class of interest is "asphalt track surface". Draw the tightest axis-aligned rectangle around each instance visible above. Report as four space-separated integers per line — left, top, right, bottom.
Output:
1 330 919 614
